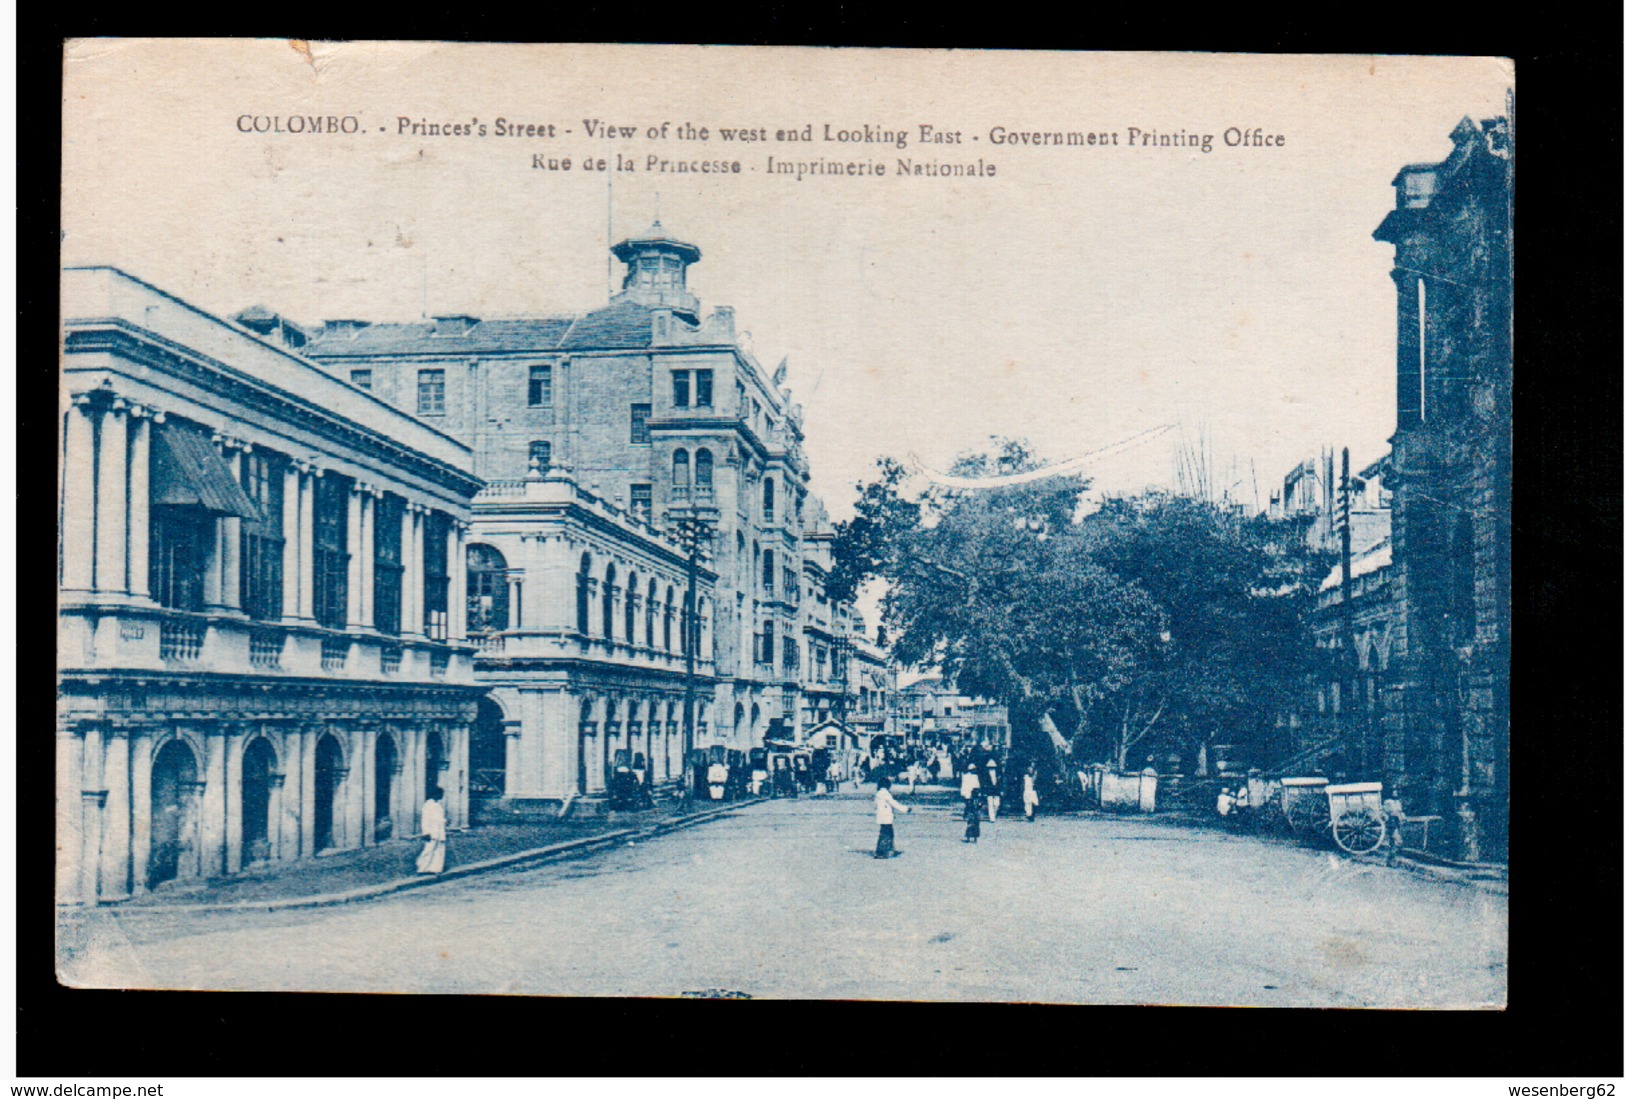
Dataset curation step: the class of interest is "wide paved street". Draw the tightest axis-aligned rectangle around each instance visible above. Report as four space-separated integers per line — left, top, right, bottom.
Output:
58 793 1505 1006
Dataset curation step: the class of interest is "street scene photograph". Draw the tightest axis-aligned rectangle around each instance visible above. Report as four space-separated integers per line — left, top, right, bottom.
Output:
54 42 1511 1008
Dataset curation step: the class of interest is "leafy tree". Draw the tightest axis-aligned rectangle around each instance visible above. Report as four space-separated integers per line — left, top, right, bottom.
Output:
832 441 1329 773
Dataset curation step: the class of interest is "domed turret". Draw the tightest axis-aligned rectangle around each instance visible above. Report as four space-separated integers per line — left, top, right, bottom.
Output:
609 220 701 316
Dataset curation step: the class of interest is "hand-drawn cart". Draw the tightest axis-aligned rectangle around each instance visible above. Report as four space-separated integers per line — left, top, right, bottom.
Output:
1323 782 1387 855
1278 776 1330 833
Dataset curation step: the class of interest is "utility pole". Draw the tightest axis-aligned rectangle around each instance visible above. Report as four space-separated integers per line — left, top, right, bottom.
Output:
670 504 717 796
1339 447 1356 767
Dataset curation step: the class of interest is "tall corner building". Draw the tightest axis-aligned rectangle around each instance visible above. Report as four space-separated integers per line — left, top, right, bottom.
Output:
1372 115 1512 860
300 223 858 808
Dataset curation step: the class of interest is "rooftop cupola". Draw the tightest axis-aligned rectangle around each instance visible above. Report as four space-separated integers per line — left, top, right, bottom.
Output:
610 221 701 316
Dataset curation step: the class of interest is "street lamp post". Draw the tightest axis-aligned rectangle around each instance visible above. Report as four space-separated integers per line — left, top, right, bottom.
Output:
669 504 717 797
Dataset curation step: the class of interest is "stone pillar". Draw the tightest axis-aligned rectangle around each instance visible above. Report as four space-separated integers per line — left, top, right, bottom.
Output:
128 727 153 895
213 442 243 613
268 773 286 862
224 729 245 873
282 465 305 622
200 727 228 877
360 725 378 845
297 468 317 621
345 727 366 850
98 727 132 901
503 720 522 799
94 398 129 594
78 725 105 902
298 727 318 858
403 727 423 835
450 521 468 642
445 724 466 829
127 408 154 601
56 725 84 904
278 727 302 861
346 486 365 630
411 507 427 637
61 397 98 595
401 505 420 637
508 574 525 631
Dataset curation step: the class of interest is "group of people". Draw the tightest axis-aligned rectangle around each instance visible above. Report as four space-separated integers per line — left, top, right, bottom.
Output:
871 754 1041 858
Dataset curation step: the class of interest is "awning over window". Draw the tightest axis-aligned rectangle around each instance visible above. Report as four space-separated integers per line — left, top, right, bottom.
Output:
151 424 261 519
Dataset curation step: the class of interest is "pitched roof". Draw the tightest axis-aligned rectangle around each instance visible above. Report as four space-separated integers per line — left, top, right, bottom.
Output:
557 298 658 350
305 316 575 357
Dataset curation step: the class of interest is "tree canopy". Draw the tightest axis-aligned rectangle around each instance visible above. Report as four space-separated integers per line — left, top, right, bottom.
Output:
831 440 1330 770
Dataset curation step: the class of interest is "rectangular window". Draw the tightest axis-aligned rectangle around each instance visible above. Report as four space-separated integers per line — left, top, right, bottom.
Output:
528 440 552 476
417 369 445 416
350 369 372 391
373 493 404 635
238 449 285 621
311 473 351 630
150 508 211 612
630 483 652 520
423 510 450 642
528 364 552 407
672 370 690 408
695 369 713 408
762 620 775 666
630 403 652 444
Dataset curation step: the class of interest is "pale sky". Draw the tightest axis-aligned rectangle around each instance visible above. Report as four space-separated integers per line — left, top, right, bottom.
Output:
62 41 1512 521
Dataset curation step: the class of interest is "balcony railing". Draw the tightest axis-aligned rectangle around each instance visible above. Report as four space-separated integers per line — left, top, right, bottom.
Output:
430 651 449 678
471 633 506 653
159 619 204 663
380 645 403 675
320 637 349 671
249 627 284 669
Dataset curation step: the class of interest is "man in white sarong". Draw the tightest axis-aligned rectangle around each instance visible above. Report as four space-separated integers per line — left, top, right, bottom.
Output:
416 787 447 874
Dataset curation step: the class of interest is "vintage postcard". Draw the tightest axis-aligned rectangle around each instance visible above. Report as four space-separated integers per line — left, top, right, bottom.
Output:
57 41 1511 1006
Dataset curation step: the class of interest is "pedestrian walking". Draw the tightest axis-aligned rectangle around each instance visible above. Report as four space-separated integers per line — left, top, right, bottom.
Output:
873 775 911 859
961 765 983 843
963 785 983 843
415 786 447 875
1023 764 1040 822
984 756 1002 821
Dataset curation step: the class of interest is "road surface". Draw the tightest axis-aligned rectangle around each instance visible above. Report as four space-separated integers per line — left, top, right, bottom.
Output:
58 793 1506 1006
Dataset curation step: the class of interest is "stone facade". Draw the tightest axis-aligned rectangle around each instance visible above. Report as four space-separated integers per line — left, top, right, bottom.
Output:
59 268 484 903
1372 116 1513 859
296 223 863 801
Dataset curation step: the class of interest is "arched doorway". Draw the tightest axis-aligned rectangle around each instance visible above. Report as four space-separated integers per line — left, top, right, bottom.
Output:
425 729 447 802
374 733 399 841
471 696 507 810
240 738 277 867
149 739 199 889
313 734 344 852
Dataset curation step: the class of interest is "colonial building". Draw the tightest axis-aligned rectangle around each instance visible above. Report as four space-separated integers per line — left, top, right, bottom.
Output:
892 677 1010 752
1305 455 1397 778
458 466 718 807
1372 115 1512 859
292 222 859 803
58 267 484 904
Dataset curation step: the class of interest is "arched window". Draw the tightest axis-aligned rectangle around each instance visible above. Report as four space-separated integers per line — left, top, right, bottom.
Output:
664 585 675 651
763 548 775 592
576 553 592 635
695 449 714 498
625 571 639 644
763 477 775 522
528 440 551 476
672 449 690 497
646 578 657 647
466 543 510 633
602 564 617 641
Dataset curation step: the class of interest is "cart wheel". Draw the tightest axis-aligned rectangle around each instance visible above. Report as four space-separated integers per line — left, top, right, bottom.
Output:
1284 794 1330 833
1333 808 1386 856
